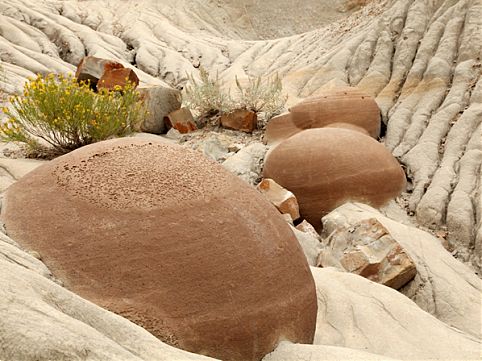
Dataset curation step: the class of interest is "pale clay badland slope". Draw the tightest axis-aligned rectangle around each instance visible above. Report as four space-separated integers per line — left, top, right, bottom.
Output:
0 1 481 360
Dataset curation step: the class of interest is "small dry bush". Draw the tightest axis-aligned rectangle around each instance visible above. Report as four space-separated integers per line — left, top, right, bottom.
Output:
0 73 145 156
232 73 286 120
183 67 229 118
183 67 287 125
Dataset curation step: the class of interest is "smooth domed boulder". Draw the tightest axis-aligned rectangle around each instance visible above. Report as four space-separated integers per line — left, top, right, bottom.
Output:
289 88 381 137
1 138 317 361
264 88 380 145
263 128 406 229
323 122 370 135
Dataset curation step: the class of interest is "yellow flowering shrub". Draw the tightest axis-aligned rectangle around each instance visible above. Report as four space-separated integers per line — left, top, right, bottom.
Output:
0 73 145 155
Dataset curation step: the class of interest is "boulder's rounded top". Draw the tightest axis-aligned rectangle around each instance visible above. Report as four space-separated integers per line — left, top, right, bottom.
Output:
51 138 226 210
288 87 381 138
290 87 374 107
273 127 380 151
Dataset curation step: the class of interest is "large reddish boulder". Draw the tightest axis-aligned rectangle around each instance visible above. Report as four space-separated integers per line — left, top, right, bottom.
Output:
1 138 317 361
264 88 381 145
263 128 406 229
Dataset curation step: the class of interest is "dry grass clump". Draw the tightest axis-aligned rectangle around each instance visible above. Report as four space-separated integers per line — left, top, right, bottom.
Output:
0 73 145 156
183 67 287 125
232 73 286 120
183 67 230 118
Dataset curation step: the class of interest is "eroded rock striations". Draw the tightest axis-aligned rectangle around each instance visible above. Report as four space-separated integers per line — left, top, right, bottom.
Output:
310 266 481 360
1 138 317 361
322 203 482 340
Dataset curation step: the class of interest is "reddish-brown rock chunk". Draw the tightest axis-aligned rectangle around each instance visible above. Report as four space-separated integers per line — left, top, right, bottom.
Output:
257 178 300 221
164 107 197 133
221 109 257 133
75 56 124 88
2 138 316 361
263 128 406 229
98 67 139 90
317 218 417 289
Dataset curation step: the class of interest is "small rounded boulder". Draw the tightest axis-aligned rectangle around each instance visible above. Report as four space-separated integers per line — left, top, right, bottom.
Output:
289 87 381 138
263 128 406 229
2 138 317 361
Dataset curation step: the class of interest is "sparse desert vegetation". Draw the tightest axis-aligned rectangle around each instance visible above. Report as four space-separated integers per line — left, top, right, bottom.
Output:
1 74 145 155
183 67 286 126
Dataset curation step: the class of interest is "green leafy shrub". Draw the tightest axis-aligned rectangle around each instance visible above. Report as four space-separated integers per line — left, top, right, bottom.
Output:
0 73 145 155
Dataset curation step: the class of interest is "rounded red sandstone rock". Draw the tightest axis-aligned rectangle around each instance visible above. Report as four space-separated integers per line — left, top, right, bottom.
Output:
289 88 381 138
2 138 317 361
264 88 381 146
263 128 406 229
323 122 370 135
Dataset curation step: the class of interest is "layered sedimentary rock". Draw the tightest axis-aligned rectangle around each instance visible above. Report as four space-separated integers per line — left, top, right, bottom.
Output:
263 128 406 228
2 138 317 361
0 232 217 361
318 218 416 289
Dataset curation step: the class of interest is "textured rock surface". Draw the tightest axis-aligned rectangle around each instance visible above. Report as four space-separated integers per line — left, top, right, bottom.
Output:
322 203 482 339
264 87 380 146
98 67 140 90
289 88 381 137
311 267 481 360
290 226 323 266
0 233 217 361
319 218 416 289
263 128 406 228
75 56 123 88
296 220 321 240
1 0 480 251
2 138 317 361
257 178 300 221
263 113 296 146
